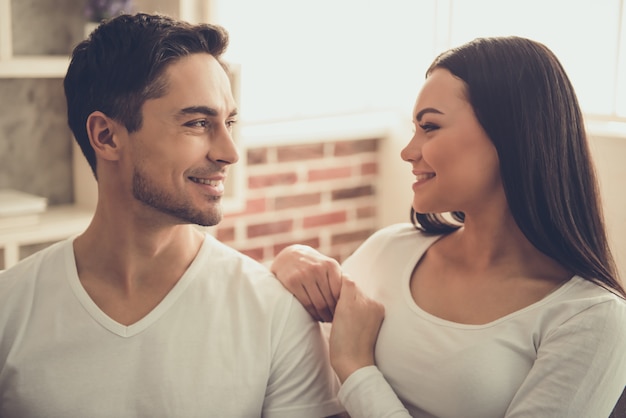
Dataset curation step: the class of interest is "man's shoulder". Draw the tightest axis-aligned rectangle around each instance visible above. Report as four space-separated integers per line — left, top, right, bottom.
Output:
0 239 69 291
196 234 292 299
0 239 70 340
200 235 275 278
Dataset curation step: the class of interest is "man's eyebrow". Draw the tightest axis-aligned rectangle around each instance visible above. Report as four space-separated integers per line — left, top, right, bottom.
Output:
415 107 444 122
178 106 238 118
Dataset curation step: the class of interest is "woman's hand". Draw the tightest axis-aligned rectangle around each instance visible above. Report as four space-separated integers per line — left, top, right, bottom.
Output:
271 245 343 322
329 277 385 383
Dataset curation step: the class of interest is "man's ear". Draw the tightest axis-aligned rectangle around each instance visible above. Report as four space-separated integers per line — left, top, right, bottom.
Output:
86 111 123 162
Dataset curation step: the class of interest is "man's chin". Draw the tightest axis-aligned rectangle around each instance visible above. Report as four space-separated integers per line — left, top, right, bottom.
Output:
169 208 222 228
195 218 221 227
193 210 223 227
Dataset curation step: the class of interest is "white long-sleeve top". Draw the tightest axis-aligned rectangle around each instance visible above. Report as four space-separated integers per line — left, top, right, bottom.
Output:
338 223 626 418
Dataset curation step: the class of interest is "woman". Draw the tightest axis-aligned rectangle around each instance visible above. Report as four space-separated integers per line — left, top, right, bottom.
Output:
272 36 626 417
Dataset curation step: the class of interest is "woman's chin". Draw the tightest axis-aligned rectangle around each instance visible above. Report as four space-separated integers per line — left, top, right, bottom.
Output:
412 202 435 215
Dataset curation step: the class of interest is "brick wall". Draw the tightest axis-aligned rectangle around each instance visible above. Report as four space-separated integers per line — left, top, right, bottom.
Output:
214 137 381 265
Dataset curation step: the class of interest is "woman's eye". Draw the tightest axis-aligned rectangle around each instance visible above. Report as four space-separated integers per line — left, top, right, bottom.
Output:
420 123 438 132
226 119 237 129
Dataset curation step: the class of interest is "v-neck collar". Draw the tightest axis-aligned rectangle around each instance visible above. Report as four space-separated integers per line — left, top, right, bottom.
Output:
64 234 209 337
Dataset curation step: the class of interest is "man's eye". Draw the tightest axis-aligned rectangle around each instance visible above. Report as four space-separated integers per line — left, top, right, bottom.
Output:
226 119 237 129
186 120 208 128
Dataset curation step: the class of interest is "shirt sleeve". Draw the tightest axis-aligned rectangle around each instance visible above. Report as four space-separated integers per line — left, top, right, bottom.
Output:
262 295 345 418
339 366 412 418
505 298 626 417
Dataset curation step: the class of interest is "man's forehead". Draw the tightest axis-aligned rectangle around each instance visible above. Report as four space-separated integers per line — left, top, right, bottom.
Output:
155 55 236 113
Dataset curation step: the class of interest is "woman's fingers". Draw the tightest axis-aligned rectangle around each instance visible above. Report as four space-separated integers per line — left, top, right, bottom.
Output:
301 281 334 322
329 277 385 382
271 244 343 322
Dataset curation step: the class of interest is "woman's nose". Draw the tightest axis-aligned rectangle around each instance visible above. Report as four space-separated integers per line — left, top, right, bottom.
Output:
400 132 422 162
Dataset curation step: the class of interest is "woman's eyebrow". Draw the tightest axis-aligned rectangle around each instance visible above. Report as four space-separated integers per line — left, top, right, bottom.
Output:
416 107 443 122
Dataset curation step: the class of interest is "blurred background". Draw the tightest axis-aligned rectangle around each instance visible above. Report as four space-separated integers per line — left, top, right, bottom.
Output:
1 0 625 277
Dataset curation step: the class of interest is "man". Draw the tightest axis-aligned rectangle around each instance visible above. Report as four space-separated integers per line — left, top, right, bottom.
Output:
0 13 344 417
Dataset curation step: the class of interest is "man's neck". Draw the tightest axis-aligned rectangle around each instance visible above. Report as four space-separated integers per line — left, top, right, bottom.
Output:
71 218 205 325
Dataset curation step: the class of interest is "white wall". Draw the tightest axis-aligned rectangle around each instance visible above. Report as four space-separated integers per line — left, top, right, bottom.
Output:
589 132 626 280
377 114 415 228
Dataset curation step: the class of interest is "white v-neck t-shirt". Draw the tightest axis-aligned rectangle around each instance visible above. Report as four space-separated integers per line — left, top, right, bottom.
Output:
0 234 343 418
338 223 626 418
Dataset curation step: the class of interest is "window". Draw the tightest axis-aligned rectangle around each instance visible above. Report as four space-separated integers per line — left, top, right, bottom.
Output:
215 0 437 123
446 0 624 119
215 0 626 124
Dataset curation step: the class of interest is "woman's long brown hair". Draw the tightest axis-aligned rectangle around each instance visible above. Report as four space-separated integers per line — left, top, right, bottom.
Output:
412 36 625 297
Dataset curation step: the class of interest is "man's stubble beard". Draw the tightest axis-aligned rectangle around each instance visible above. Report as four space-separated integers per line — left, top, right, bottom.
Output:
132 167 223 227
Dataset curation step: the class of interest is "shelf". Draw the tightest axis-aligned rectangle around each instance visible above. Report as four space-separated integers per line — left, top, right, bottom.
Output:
0 205 93 245
0 56 70 78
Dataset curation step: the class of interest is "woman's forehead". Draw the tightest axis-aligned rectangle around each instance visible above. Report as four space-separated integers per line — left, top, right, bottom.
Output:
413 69 468 114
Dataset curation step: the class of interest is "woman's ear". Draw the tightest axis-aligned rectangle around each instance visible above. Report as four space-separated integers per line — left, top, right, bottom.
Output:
86 111 122 162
